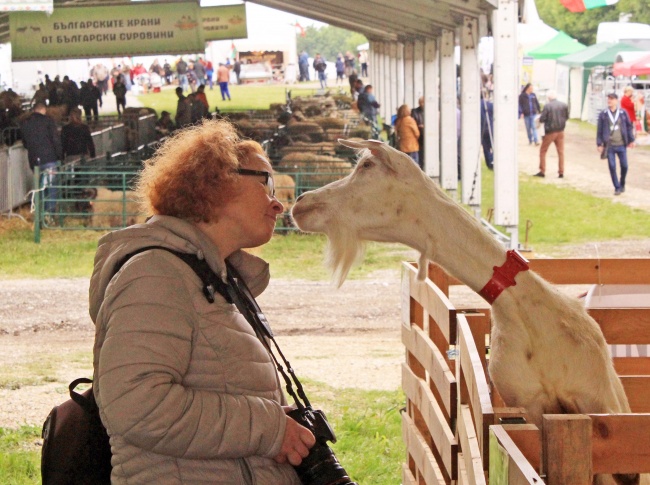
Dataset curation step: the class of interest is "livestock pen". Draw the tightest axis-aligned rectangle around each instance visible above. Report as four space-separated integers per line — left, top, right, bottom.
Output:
401 258 650 484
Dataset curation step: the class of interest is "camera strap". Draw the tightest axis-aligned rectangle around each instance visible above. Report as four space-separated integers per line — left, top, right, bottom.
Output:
224 261 312 411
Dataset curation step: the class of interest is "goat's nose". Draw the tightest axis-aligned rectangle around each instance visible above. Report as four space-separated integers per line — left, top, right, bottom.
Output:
296 193 305 202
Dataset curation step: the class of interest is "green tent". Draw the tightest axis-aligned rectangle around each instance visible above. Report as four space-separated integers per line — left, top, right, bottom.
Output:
556 42 640 68
526 31 586 60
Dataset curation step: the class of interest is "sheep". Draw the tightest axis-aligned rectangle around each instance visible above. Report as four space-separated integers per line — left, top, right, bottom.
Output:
86 187 147 229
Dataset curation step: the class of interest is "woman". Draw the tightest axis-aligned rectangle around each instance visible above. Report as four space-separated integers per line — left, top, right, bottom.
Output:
61 108 95 161
518 83 540 145
90 119 314 484
395 104 421 167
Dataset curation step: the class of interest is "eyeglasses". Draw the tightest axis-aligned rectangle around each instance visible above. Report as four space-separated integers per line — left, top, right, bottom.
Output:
236 168 275 197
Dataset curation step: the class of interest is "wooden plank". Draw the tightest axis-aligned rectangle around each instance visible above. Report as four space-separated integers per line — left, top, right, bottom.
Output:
589 309 650 345
614 357 650 376
590 414 650 474
457 452 470 485
528 259 650 285
404 262 457 344
402 463 418 485
402 363 458 478
402 322 456 417
501 424 541 472
427 262 454 296
465 312 491 376
490 425 544 485
402 412 447 485
621 376 650 413
457 404 486 485
457 315 494 467
542 415 592 485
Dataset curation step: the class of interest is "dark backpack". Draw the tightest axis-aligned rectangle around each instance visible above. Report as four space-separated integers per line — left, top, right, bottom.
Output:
41 247 230 484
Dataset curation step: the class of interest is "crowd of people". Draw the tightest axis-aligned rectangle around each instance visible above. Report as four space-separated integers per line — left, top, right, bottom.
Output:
297 49 369 89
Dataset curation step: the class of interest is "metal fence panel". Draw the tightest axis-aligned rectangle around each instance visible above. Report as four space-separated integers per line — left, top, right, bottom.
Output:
0 144 32 212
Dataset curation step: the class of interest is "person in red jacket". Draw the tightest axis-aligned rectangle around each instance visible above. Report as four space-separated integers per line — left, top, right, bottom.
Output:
620 86 637 127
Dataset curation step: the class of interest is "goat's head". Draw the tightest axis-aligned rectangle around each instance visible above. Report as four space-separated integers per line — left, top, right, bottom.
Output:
292 138 433 285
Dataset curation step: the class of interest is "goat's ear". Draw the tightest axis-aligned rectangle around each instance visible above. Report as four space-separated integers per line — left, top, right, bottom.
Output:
338 138 391 163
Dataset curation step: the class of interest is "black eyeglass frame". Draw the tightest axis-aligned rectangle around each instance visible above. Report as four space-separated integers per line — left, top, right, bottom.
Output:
235 168 275 197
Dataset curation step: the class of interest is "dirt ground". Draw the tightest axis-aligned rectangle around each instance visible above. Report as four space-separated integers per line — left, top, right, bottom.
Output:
1 121 649 430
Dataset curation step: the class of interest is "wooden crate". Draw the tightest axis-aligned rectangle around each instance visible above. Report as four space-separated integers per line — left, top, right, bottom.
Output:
401 258 650 485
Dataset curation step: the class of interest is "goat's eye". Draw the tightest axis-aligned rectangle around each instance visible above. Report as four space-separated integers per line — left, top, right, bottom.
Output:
362 160 373 169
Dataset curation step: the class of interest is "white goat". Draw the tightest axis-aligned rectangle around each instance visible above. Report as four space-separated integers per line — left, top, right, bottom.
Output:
292 139 641 485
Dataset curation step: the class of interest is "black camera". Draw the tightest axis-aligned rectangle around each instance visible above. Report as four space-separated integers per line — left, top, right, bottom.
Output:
288 407 357 485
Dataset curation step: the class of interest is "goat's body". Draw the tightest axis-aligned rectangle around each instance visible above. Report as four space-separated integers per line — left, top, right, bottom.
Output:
292 139 641 484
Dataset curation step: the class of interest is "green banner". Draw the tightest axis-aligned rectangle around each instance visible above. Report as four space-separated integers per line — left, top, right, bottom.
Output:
10 2 208 61
201 5 247 42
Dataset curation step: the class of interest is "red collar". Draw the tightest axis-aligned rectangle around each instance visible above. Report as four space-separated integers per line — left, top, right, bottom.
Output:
478 250 529 304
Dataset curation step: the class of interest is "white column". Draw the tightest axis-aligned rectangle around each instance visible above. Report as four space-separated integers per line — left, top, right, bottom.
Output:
404 41 415 109
370 41 378 85
413 39 424 104
439 29 458 194
460 16 481 212
396 42 405 107
493 0 519 248
423 37 440 179
389 42 398 121
382 42 391 121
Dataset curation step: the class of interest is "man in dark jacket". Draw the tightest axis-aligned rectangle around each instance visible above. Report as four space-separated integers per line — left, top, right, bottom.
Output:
80 78 102 123
536 90 568 178
597 92 635 195
21 103 63 212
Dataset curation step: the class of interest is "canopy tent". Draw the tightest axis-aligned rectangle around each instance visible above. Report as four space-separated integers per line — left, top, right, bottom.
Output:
526 31 586 60
556 42 640 119
557 41 640 68
613 52 650 77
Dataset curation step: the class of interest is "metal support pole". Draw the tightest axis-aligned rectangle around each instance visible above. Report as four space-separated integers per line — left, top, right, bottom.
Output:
440 29 458 195
404 41 415 109
423 38 440 180
34 166 41 243
493 0 520 249
460 16 481 215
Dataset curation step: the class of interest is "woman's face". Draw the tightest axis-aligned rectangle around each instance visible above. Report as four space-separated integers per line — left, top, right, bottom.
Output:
217 153 284 250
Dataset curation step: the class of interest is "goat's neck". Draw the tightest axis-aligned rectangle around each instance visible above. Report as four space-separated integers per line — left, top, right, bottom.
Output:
411 186 510 294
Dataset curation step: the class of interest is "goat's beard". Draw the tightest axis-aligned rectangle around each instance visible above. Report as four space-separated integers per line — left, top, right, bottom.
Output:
323 225 366 287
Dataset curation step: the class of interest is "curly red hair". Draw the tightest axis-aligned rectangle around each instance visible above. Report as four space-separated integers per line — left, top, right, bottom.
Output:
136 119 265 222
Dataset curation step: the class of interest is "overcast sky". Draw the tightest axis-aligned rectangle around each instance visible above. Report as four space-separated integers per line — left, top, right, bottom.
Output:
200 0 328 35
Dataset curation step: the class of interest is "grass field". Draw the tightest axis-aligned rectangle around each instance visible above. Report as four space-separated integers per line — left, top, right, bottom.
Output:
137 84 322 117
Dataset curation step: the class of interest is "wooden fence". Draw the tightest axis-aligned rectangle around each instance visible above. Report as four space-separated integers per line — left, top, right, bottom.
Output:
401 258 650 485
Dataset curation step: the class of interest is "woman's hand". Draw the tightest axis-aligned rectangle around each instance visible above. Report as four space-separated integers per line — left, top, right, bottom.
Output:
273 415 316 466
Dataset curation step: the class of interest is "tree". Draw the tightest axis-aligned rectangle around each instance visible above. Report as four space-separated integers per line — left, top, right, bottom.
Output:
536 0 650 45
296 25 367 63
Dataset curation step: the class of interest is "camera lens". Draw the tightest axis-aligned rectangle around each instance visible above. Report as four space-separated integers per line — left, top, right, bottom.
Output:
293 442 356 485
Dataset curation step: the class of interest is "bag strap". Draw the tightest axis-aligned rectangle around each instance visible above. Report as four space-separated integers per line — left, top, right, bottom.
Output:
69 377 94 413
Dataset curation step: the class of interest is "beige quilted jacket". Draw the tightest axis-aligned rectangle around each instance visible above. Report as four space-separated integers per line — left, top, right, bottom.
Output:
89 215 301 484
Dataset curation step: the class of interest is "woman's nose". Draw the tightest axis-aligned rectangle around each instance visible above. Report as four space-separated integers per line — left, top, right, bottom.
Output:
272 197 284 213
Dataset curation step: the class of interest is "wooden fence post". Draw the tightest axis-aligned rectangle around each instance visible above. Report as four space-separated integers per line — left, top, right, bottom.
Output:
542 415 592 485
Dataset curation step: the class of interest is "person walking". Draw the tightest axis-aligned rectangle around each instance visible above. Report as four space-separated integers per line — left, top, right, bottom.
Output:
176 57 189 92
112 77 127 118
411 96 425 164
298 50 309 82
80 78 102 123
357 85 380 136
518 83 541 145
597 92 635 196
620 86 637 130
395 104 421 167
20 102 62 214
174 87 192 129
335 54 345 85
217 63 231 101
480 93 494 170
313 54 327 89
61 108 96 161
535 90 568 178
359 50 368 78
233 59 241 85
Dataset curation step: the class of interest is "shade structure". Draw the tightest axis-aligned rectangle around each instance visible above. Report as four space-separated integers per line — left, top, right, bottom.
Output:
557 42 641 68
613 53 650 76
526 31 586 60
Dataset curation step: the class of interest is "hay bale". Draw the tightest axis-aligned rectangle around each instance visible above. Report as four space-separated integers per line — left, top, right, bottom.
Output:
286 121 325 143
348 125 372 139
277 153 353 187
312 117 347 130
278 141 336 157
